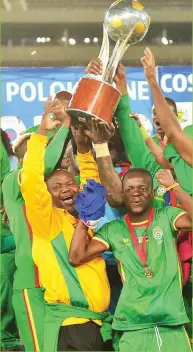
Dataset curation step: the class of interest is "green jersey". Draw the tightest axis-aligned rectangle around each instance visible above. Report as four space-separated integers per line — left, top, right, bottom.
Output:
2 126 69 289
183 124 192 139
116 96 164 207
95 207 189 331
116 96 191 207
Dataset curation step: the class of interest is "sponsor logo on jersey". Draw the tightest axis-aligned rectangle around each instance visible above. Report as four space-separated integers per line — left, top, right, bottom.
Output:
123 238 130 245
114 316 127 321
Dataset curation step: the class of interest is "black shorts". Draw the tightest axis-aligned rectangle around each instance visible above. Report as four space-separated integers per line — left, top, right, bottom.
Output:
57 321 104 351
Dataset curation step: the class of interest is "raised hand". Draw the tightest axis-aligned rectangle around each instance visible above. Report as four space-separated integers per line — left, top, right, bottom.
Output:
141 47 156 82
84 119 115 144
114 63 128 95
71 124 90 154
85 58 103 76
156 169 176 188
129 113 142 127
38 96 71 135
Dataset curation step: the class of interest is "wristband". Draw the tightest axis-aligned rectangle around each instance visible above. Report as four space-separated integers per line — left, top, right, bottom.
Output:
140 126 150 141
94 143 110 158
166 183 180 192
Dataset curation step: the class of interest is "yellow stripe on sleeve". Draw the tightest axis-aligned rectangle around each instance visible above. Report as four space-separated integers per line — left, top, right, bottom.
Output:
17 169 22 186
154 197 165 203
92 237 109 250
173 212 187 230
119 261 126 283
183 327 192 351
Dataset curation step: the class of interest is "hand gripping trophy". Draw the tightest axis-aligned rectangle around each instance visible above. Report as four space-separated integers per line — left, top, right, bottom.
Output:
67 0 150 124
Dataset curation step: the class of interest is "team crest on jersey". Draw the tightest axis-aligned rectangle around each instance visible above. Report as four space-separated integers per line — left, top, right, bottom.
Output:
152 227 163 244
157 185 167 196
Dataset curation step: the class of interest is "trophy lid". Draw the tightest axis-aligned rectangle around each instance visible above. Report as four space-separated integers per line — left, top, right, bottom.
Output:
104 0 150 44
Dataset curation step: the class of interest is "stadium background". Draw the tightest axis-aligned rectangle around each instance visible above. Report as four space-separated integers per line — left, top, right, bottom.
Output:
1 0 192 142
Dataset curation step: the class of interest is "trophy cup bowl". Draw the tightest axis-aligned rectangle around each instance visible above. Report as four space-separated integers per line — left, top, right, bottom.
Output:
67 0 150 125
104 0 150 44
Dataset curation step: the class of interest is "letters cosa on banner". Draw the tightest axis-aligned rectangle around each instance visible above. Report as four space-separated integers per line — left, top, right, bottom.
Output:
158 66 192 129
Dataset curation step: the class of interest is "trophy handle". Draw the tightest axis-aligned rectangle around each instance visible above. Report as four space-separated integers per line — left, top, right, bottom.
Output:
105 27 135 84
104 39 121 82
98 24 110 78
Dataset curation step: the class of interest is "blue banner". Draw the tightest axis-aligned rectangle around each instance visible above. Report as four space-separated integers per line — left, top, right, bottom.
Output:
157 66 192 129
2 66 192 142
1 67 154 142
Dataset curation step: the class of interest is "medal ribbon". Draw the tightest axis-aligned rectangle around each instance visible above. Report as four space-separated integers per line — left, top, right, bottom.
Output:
125 208 154 268
157 135 181 209
169 190 177 208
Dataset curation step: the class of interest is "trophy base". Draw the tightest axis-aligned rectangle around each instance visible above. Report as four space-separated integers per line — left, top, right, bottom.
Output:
67 77 121 125
67 108 109 125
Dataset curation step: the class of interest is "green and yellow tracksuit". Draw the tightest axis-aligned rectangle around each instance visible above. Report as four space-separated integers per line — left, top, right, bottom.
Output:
2 126 72 351
20 131 110 351
0 140 20 349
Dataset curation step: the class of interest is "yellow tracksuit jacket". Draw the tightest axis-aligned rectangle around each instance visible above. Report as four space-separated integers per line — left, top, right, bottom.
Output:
21 132 110 326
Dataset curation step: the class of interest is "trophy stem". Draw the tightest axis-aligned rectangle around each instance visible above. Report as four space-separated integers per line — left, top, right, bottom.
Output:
105 27 135 84
103 39 121 82
98 24 110 78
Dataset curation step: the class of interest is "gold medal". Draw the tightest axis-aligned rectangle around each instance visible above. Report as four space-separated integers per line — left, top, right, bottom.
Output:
144 267 154 278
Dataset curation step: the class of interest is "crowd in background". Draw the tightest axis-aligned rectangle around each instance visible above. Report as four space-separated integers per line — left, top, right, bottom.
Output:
0 48 192 352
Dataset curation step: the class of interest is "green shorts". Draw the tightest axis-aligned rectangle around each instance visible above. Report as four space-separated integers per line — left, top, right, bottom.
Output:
119 325 192 352
13 288 45 352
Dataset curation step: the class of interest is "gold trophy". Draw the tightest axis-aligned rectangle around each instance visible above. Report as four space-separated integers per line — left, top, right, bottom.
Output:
68 0 150 124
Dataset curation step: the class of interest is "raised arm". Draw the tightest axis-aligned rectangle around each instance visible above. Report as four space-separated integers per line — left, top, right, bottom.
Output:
142 47 192 167
84 59 161 192
130 114 171 169
84 119 123 207
44 124 69 175
21 97 71 239
114 64 162 188
71 125 100 189
156 169 192 230
69 220 108 266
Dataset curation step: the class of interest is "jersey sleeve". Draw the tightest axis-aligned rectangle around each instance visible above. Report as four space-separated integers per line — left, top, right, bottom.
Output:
44 125 69 175
93 223 111 250
77 151 100 191
165 207 187 235
116 95 162 189
21 133 59 240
